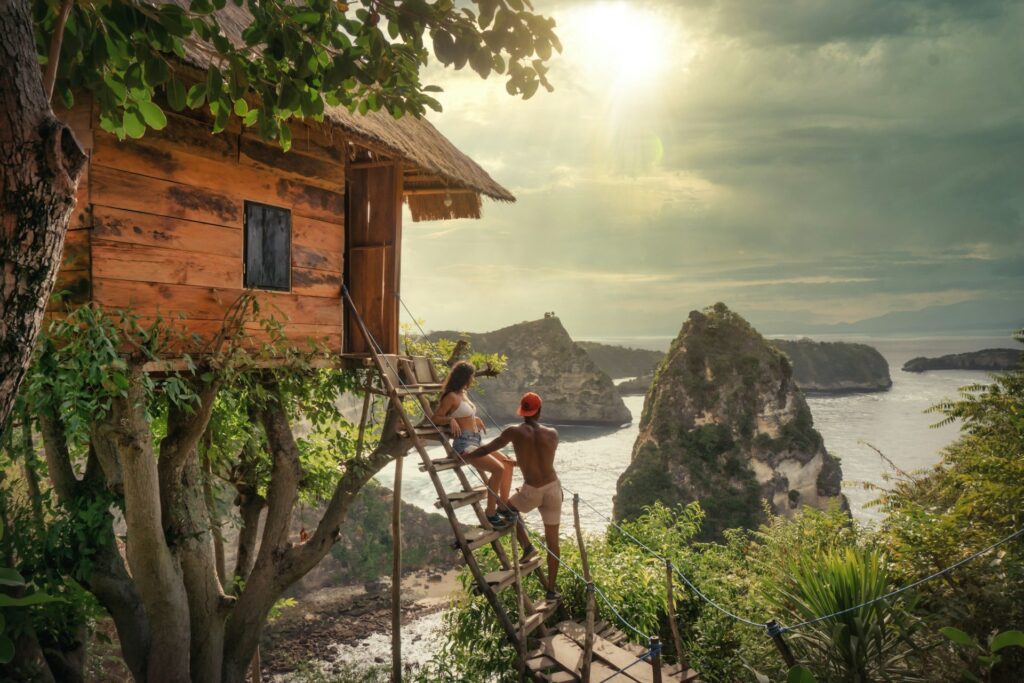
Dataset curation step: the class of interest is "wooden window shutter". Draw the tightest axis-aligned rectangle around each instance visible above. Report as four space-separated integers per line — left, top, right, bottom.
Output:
244 201 291 291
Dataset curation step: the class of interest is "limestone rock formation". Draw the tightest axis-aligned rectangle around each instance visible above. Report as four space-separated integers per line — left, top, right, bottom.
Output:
431 317 632 425
903 348 1022 373
772 339 892 392
614 304 848 540
577 341 664 379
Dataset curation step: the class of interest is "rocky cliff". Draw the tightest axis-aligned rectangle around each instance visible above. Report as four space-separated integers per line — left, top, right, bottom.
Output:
614 304 847 540
577 341 664 379
772 339 892 392
903 348 1022 373
431 317 632 425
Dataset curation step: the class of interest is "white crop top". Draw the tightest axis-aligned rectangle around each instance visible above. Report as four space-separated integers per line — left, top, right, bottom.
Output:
449 395 476 419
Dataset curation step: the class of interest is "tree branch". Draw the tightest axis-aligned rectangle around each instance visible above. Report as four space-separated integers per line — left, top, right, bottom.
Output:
160 378 220 473
37 410 79 502
42 0 73 101
251 388 303 557
223 403 411 681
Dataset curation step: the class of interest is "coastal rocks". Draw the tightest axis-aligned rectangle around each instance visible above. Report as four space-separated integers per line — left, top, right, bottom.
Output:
577 341 664 379
432 317 631 425
903 348 1022 373
614 303 848 540
773 339 892 392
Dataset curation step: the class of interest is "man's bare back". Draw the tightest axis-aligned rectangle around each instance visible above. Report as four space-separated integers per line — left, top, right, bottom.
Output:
504 421 559 487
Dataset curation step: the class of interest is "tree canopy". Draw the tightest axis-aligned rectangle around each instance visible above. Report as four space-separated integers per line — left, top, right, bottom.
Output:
35 0 561 149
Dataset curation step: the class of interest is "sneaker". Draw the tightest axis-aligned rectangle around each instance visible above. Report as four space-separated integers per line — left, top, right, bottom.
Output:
498 508 519 522
487 514 510 530
520 544 537 563
545 590 561 602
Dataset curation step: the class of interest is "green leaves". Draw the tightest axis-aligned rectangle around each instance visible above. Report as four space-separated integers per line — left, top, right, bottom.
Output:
990 630 1024 652
787 666 817 683
123 108 146 138
136 100 168 130
38 0 559 149
0 569 24 587
941 626 977 648
166 78 187 111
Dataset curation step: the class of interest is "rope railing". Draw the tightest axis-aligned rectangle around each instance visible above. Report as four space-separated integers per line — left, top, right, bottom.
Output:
394 292 1024 639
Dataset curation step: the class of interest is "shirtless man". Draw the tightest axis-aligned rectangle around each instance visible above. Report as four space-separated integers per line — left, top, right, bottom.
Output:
470 392 562 600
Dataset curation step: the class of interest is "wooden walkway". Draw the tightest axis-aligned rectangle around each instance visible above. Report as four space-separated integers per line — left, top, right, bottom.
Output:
346 295 699 681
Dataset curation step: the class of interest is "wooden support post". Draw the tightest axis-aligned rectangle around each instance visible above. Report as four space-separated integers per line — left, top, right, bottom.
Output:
391 453 404 682
651 636 663 683
665 560 687 670
767 620 797 669
354 382 372 459
511 528 527 682
573 494 595 683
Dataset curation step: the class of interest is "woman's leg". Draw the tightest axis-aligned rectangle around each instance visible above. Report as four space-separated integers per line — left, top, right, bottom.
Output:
497 457 514 510
471 454 504 516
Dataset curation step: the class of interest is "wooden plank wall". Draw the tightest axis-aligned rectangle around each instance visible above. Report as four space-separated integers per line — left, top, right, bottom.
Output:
51 98 95 310
82 108 348 354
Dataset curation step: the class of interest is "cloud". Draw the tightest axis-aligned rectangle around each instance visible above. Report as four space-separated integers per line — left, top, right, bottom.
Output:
399 0 1024 336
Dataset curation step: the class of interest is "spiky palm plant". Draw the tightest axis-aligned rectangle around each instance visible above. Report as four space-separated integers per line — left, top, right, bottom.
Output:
767 547 926 682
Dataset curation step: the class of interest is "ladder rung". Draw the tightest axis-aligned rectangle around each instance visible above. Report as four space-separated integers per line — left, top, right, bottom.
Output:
481 556 543 593
521 610 546 636
402 430 444 442
393 386 435 396
526 655 558 672
459 525 512 551
437 487 486 510
544 673 576 683
420 456 460 472
530 598 559 619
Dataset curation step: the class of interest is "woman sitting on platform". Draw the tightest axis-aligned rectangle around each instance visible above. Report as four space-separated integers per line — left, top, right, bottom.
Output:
433 361 516 529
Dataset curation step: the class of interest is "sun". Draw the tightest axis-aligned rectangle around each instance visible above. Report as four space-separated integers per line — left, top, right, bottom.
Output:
563 2 680 92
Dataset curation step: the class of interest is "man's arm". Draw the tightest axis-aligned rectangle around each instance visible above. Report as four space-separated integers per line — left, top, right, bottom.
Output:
465 427 515 460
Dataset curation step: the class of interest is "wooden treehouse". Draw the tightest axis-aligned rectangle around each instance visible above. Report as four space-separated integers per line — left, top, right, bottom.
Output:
52 66 512 361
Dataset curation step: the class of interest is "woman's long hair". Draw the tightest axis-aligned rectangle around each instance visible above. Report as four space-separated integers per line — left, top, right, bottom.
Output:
440 361 475 399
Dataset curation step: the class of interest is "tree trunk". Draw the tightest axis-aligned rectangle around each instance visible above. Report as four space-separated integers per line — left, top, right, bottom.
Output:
37 409 152 681
97 374 192 683
0 0 86 432
172 451 231 682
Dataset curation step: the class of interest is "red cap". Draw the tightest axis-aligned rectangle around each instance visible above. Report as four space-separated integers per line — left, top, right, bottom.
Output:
517 392 542 417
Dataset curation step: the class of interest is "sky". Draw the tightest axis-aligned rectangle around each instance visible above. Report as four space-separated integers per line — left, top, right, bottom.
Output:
399 0 1024 338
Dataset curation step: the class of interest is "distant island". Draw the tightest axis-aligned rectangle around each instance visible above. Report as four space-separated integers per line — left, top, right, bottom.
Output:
902 348 1022 373
592 338 892 395
576 341 662 379
772 339 892 393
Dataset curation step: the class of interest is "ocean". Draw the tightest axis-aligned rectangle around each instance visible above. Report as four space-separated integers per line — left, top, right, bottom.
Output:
375 335 1013 531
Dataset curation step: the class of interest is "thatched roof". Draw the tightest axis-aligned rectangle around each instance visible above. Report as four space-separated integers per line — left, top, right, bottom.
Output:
162 0 514 219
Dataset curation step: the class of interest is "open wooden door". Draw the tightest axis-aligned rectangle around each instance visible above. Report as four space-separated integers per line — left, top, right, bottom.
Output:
345 161 402 354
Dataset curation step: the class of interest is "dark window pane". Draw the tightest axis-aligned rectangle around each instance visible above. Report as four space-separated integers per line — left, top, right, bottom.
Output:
244 202 291 291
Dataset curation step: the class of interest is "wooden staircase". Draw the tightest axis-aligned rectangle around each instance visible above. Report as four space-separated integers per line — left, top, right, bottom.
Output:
345 293 699 681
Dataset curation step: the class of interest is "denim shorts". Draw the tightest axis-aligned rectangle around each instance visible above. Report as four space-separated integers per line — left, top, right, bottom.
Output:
452 431 482 455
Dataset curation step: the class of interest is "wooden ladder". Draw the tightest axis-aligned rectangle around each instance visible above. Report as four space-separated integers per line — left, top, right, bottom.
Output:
343 291 700 682
344 298 556 679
